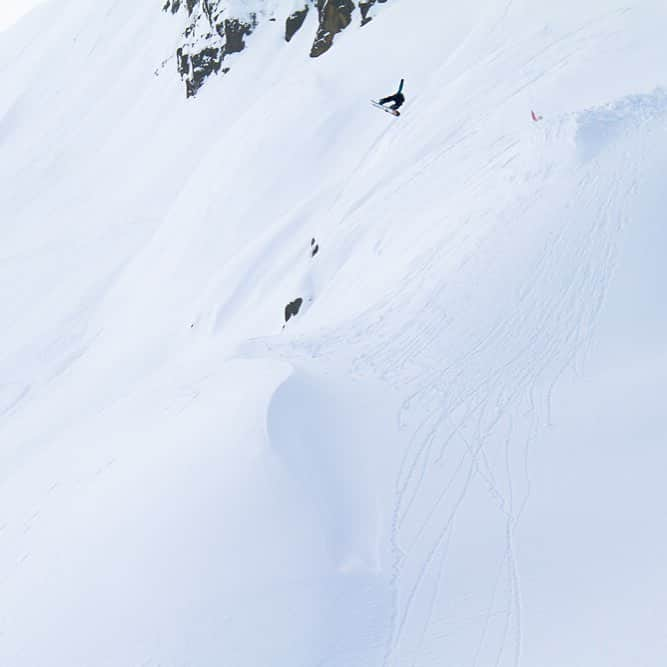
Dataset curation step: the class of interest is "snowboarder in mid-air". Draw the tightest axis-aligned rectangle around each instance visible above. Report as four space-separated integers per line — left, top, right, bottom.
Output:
372 79 405 116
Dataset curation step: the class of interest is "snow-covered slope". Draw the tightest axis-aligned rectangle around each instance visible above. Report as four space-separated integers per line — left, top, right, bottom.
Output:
1 1 666 665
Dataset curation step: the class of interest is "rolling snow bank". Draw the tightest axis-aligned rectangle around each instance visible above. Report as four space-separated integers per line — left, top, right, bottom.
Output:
1 0 666 665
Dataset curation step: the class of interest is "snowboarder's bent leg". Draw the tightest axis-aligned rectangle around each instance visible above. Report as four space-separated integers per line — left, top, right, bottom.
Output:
380 92 404 110
390 93 405 110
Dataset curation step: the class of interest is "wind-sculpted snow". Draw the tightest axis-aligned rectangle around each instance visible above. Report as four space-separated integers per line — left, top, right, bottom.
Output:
1 0 667 665
257 84 662 664
576 88 667 162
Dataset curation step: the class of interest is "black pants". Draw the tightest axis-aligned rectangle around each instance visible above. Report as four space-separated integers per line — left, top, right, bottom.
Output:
379 92 404 110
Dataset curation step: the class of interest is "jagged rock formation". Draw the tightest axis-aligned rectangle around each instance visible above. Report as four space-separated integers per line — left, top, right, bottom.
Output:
163 0 258 97
164 0 388 97
285 5 309 42
310 0 354 57
359 0 385 25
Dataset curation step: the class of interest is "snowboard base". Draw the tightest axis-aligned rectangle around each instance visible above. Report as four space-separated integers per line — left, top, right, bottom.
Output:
371 100 400 116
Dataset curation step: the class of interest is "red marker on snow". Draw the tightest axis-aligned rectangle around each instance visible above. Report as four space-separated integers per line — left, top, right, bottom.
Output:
531 110 543 122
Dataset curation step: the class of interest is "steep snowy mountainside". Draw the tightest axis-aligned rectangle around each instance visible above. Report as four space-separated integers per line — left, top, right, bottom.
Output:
1 0 667 665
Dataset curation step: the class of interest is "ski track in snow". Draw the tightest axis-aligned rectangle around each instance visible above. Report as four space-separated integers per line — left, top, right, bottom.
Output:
267 85 663 667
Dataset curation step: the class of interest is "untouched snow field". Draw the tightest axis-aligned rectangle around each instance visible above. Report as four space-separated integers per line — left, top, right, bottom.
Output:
0 1 45 33
1 0 666 665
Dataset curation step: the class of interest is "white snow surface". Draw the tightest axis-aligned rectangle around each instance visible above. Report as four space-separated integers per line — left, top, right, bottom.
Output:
1 1 666 665
0 0 46 33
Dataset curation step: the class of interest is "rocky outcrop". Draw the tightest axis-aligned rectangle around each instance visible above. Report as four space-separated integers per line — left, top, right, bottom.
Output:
284 298 304 323
310 0 354 57
164 0 257 97
164 0 389 97
359 0 387 26
285 5 309 43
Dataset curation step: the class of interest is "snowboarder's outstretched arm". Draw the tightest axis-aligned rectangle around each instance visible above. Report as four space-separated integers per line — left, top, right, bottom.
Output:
397 79 404 95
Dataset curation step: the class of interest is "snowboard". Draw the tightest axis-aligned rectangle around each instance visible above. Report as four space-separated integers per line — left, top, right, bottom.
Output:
371 100 400 117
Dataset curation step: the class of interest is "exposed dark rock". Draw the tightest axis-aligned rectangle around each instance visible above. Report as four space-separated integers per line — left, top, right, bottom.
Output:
310 238 319 257
311 0 355 58
170 2 256 97
284 298 304 323
222 17 255 55
285 6 309 43
181 46 224 97
176 47 188 75
359 0 387 26
166 1 390 97
162 0 181 14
